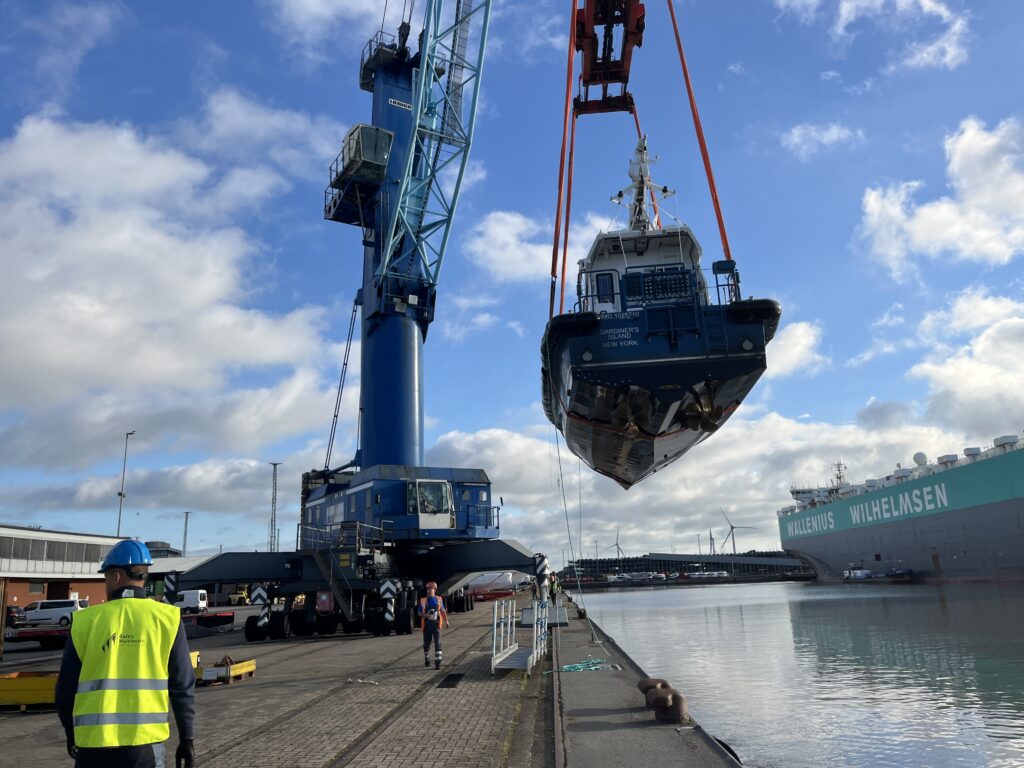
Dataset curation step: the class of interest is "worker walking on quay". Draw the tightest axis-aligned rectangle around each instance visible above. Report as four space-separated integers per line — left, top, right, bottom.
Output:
418 581 449 669
56 540 196 768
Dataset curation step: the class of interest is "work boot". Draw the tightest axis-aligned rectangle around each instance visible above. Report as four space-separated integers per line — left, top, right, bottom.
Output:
435 661 441 670
424 656 430 667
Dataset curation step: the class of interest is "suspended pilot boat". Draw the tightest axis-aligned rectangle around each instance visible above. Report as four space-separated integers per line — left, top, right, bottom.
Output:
540 139 781 489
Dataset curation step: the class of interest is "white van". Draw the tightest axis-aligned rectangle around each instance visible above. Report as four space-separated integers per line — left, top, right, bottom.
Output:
173 590 208 614
23 598 89 627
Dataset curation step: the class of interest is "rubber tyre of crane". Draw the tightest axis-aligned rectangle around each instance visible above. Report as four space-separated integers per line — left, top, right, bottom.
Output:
468 594 474 611
268 611 291 641
395 605 413 635
449 595 462 614
290 610 311 637
244 615 268 642
315 614 339 636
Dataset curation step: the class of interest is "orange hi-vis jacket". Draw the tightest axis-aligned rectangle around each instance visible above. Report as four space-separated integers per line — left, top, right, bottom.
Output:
418 595 448 631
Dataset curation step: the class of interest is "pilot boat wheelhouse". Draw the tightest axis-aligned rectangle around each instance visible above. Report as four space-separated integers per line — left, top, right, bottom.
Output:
541 140 781 489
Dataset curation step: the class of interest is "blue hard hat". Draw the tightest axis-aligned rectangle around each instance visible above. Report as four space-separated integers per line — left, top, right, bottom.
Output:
99 540 154 572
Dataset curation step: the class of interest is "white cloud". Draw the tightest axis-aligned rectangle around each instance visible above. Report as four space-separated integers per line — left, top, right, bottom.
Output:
781 122 865 161
773 0 822 23
181 88 346 181
873 302 906 328
892 14 968 71
439 159 487 198
845 341 899 367
463 210 615 283
820 70 842 81
766 321 831 378
911 315 1024 437
24 2 123 102
918 286 1024 341
776 0 969 73
728 62 747 76
426 414 966 555
507 320 526 338
262 0 412 62
437 295 506 343
0 113 345 472
859 117 1024 282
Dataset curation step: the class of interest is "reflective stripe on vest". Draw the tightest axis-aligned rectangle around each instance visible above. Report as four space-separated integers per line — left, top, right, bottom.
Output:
71 598 181 748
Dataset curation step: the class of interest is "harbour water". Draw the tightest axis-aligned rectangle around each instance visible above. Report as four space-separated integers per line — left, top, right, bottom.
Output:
579 582 1024 767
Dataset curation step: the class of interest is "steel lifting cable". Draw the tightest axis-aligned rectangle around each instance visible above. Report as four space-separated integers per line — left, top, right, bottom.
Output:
549 0 579 320
666 0 732 261
324 298 360 470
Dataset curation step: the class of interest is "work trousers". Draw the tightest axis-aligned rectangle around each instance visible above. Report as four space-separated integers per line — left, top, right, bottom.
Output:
423 621 442 664
76 741 166 768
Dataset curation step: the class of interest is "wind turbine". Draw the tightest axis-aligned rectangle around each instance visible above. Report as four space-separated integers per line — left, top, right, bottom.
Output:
606 527 625 572
720 509 757 555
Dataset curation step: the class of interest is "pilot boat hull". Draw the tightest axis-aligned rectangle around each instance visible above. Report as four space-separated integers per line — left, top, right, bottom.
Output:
541 299 778 489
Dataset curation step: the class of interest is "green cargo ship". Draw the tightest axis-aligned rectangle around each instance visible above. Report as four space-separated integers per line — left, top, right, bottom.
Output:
777 434 1024 582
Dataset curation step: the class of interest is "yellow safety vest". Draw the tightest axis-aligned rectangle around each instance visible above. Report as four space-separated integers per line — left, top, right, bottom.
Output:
70 597 180 748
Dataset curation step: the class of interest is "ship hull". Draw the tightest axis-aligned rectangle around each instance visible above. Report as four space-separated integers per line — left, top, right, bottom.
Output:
542 301 777 489
779 449 1024 583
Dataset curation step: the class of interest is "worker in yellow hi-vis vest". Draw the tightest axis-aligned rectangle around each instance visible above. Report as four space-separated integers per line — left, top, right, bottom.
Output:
56 540 195 768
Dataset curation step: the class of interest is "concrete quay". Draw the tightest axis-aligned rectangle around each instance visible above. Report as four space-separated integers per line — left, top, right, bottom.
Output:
0 593 739 767
554 597 741 768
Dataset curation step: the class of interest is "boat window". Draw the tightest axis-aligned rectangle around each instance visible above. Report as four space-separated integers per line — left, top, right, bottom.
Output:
624 269 692 304
479 490 488 502
595 273 616 304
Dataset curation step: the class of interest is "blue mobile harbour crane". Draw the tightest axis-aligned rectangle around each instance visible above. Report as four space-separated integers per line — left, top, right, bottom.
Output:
176 1 545 641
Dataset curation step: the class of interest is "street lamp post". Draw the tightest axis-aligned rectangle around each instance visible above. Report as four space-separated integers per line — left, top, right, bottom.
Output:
182 511 192 557
116 430 136 537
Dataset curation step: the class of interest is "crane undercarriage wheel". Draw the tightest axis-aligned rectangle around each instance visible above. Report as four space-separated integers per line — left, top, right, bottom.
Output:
244 615 268 642
268 611 291 641
395 605 414 635
315 614 339 636
290 610 312 636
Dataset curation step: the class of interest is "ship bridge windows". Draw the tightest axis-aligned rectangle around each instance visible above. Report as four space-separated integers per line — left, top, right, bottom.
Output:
624 267 694 306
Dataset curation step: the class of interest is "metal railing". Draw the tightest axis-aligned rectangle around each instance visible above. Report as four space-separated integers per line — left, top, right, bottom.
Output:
490 599 519 673
301 524 356 619
295 521 391 553
529 599 550 670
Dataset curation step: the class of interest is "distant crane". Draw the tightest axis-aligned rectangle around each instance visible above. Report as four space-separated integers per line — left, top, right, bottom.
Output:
719 509 756 555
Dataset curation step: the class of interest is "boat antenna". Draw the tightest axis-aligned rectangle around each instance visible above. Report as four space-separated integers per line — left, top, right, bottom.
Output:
611 136 674 232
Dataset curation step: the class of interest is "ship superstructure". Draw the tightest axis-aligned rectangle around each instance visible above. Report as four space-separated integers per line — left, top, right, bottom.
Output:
778 434 1024 582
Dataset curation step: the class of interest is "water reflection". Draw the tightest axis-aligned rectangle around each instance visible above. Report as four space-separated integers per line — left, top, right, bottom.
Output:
581 583 1024 768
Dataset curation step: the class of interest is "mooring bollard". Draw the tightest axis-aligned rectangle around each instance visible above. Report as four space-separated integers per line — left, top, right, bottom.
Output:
637 677 668 707
650 687 689 724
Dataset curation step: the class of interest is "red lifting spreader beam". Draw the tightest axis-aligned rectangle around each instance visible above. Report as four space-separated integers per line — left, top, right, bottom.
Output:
575 0 646 115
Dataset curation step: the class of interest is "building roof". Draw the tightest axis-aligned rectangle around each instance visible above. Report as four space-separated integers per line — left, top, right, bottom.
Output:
0 522 125 543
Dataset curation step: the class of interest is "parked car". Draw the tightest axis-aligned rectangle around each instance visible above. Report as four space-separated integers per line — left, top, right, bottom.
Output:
4 605 26 628
173 589 208 615
23 598 88 627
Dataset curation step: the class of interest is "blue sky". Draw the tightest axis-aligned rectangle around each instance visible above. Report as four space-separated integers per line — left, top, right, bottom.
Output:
1 0 1023 563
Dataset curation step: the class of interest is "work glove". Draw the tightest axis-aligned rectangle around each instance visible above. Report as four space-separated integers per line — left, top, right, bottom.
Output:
175 738 195 768
66 736 77 760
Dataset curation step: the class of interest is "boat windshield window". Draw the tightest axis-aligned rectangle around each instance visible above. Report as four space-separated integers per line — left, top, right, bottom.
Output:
595 273 616 304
